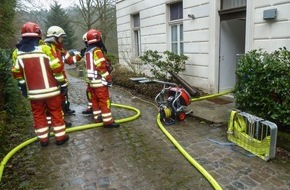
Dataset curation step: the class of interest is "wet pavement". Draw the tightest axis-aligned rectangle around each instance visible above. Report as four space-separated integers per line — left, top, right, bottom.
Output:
1 70 290 190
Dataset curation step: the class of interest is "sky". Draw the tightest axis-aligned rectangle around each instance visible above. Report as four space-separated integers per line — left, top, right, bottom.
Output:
26 0 78 10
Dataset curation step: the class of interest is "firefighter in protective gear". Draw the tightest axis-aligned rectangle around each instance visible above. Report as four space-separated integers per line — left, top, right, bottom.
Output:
44 25 82 116
81 32 93 115
84 29 119 128
81 32 112 115
11 21 69 146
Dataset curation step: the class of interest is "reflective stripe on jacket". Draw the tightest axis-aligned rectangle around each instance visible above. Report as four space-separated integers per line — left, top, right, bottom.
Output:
85 47 111 88
85 47 102 88
12 45 64 100
48 42 82 66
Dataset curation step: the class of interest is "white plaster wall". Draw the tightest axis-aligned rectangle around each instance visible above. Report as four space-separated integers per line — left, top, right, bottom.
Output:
116 0 217 93
116 0 168 74
180 0 215 92
248 0 290 52
117 0 290 93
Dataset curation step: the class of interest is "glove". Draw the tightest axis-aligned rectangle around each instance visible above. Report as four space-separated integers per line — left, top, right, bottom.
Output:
18 83 27 98
106 62 113 73
106 75 112 87
107 81 112 87
105 74 112 82
101 76 112 87
61 86 68 95
80 48 86 57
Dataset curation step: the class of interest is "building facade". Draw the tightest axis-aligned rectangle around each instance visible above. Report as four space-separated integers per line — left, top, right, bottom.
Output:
116 0 290 93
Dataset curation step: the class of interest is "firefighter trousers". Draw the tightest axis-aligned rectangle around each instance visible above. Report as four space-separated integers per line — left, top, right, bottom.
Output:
90 86 114 125
30 94 66 142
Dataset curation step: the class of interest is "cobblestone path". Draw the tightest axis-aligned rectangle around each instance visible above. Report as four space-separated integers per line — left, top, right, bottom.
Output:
1 72 290 190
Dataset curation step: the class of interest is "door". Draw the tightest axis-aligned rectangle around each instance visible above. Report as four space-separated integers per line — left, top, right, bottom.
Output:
219 19 245 92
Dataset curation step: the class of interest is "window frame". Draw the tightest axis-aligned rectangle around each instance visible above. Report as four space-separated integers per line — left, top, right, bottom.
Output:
168 1 184 55
221 0 247 10
170 23 183 55
132 13 141 57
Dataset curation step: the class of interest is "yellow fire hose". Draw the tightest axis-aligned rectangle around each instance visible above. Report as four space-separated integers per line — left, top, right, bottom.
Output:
0 103 140 182
191 89 233 102
0 89 233 190
157 114 222 189
156 89 233 190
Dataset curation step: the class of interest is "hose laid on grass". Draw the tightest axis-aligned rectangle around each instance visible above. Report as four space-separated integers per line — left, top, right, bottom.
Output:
0 103 140 182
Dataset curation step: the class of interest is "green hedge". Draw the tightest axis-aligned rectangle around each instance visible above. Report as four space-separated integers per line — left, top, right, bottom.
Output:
0 49 13 145
0 49 32 159
0 49 12 110
0 49 31 116
235 48 290 128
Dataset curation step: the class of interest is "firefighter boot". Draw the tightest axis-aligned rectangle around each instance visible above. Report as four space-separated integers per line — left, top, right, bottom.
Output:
63 99 75 116
65 109 76 116
40 133 50 147
95 116 103 123
56 135 70 146
82 108 93 115
65 121 72 128
104 122 120 128
40 141 49 147
39 132 50 147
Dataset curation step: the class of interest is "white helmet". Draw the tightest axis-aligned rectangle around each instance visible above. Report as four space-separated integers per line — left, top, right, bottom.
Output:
82 32 87 42
46 26 66 38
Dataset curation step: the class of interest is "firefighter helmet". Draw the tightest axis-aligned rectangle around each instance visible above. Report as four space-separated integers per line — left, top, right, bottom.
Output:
82 32 88 42
87 29 102 44
46 26 66 38
21 22 42 38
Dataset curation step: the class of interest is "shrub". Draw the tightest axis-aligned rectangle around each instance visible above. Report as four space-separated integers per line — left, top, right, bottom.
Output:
106 53 118 66
112 65 163 99
112 65 140 89
0 49 31 118
139 50 188 79
0 49 32 160
235 48 290 128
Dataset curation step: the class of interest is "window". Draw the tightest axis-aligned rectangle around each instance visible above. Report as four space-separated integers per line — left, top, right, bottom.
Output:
219 0 246 20
169 2 183 55
170 2 183 20
132 14 141 56
171 24 183 55
221 0 246 10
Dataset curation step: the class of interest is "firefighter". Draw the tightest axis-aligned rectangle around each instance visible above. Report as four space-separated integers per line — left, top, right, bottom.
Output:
81 32 93 115
81 32 112 115
84 29 119 128
11 21 69 146
44 26 82 116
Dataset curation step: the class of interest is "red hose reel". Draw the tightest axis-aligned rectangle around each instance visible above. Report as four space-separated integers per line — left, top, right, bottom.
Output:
156 86 192 125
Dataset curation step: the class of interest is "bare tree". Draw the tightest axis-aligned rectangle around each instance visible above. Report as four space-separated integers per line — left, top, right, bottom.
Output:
16 0 59 30
75 0 116 42
17 0 48 11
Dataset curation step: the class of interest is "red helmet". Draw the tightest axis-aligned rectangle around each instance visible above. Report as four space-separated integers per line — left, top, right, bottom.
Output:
87 29 102 44
21 22 42 38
